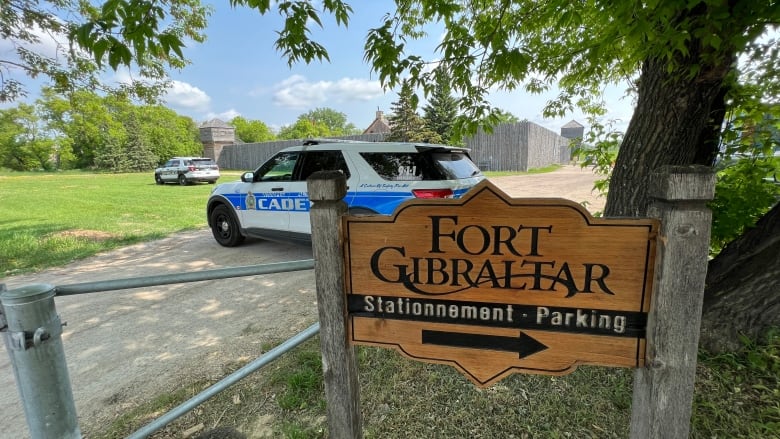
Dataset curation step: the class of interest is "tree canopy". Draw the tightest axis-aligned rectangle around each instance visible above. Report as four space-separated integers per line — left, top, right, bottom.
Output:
276 107 360 139
1 89 202 171
229 116 276 143
1 0 211 103
299 108 360 136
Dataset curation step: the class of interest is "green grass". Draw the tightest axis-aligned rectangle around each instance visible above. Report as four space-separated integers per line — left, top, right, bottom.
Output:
483 164 562 177
0 167 531 277
0 170 242 277
87 333 779 439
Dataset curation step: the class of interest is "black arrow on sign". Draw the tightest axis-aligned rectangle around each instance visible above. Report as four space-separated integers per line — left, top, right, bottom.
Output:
422 330 548 358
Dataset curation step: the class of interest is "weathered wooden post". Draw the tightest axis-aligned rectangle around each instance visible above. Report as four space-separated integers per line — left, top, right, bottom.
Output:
630 165 716 438
307 171 363 438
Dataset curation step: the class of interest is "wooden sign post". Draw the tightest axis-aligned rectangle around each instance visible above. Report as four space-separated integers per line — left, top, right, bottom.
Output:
630 166 716 438
309 165 714 438
342 180 659 387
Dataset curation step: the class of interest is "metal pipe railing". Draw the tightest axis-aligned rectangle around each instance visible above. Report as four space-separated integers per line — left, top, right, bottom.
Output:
55 259 315 295
127 322 320 439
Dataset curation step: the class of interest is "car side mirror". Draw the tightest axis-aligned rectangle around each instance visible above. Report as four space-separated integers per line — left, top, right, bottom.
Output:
241 172 254 183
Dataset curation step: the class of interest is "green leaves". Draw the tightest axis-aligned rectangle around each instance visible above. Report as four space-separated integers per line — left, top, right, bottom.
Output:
72 0 200 72
269 0 354 66
3 0 211 103
709 157 780 255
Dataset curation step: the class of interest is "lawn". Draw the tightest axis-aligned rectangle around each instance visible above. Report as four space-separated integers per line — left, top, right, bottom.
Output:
0 168 526 277
0 170 241 277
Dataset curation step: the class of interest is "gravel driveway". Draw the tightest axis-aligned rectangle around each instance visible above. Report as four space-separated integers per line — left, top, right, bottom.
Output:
0 165 603 438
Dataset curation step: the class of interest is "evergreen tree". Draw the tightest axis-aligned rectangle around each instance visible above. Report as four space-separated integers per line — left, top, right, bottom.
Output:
387 80 442 143
123 112 157 171
422 74 458 144
93 137 129 172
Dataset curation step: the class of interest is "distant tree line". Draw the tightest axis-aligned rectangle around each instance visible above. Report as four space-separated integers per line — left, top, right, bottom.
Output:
0 82 506 172
0 88 202 172
0 92 369 172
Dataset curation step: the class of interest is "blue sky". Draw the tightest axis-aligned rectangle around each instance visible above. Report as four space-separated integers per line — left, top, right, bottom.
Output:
2 2 637 135
160 2 637 134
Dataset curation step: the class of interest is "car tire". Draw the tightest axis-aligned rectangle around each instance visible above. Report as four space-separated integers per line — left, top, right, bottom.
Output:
210 205 245 247
155 174 164 185
208 180 216 184
178 174 189 186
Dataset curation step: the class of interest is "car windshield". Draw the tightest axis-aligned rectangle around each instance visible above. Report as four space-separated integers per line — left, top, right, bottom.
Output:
256 152 299 181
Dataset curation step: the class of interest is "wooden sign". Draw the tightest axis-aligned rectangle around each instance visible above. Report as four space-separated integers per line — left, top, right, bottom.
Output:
342 180 659 387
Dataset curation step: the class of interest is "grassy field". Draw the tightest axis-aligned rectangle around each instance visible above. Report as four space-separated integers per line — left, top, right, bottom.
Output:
1 169 778 438
0 168 545 277
0 170 241 277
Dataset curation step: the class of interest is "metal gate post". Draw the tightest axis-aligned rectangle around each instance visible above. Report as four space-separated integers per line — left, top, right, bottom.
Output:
1 284 81 439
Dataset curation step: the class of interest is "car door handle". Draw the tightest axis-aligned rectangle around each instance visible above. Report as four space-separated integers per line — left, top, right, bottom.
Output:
272 187 284 191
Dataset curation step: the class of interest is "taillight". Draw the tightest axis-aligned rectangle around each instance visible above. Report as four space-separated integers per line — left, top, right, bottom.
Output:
188 166 196 171
412 188 454 198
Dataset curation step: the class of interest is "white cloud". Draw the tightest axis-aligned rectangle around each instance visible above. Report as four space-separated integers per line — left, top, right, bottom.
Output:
0 21 67 60
206 109 241 122
272 75 384 109
164 80 211 111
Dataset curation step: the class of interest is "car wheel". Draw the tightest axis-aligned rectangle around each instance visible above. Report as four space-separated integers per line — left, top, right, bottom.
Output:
155 174 164 185
208 180 216 184
178 174 189 186
210 205 245 247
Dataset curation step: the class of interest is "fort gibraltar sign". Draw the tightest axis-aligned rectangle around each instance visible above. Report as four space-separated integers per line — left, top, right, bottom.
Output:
342 180 659 387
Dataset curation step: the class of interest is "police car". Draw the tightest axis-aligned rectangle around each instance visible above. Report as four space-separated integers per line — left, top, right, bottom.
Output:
155 157 220 185
206 140 485 247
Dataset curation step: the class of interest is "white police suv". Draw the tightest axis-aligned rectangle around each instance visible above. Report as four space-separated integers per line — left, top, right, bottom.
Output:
155 157 220 185
206 140 485 247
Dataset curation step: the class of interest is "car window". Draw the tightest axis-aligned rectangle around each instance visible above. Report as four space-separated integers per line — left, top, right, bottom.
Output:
256 152 300 182
360 152 436 181
164 160 176 167
361 151 481 180
429 151 482 179
298 151 351 181
193 158 215 166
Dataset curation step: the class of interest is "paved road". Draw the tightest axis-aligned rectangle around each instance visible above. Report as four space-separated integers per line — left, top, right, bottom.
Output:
0 166 602 438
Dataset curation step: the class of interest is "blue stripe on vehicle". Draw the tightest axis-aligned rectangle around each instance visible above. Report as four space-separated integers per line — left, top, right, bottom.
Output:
223 186 476 215
223 193 310 212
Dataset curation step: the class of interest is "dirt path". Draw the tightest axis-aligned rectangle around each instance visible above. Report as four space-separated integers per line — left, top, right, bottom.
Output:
0 165 602 438
489 165 606 213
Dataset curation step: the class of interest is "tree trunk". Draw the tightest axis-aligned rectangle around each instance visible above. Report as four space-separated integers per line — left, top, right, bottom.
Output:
601 40 780 352
605 55 732 218
604 30 734 217
699 202 780 353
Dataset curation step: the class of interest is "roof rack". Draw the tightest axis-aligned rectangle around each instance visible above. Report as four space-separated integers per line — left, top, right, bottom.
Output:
302 138 372 145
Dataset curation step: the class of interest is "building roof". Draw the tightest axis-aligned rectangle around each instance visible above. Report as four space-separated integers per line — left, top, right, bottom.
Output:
561 120 584 129
363 110 391 135
200 119 233 129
